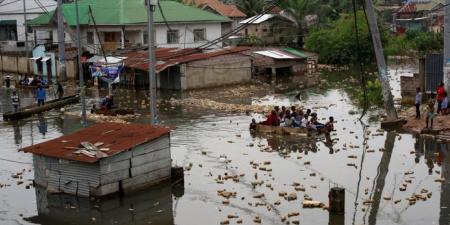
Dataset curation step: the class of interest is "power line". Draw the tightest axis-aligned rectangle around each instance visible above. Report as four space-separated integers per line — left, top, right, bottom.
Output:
156 0 282 61
0 4 56 14
0 0 20 7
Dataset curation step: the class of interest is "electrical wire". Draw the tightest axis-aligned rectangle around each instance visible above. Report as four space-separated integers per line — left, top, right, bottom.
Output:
351 0 369 120
156 0 283 61
0 0 20 7
0 4 57 14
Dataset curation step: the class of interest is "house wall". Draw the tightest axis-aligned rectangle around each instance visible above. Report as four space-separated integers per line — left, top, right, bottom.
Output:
154 22 223 49
0 53 76 81
0 55 32 75
0 0 56 51
182 53 251 89
32 134 171 197
98 134 171 195
240 20 293 44
45 22 224 54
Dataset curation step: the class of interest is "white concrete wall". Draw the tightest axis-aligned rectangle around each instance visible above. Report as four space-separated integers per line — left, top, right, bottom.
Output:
0 0 56 49
154 22 223 49
44 22 223 53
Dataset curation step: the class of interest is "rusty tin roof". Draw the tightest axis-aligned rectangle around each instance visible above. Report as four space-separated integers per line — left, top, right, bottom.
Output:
21 123 171 164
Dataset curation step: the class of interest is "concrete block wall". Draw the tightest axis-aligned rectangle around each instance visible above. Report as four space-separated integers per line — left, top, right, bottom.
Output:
401 74 420 104
184 54 252 89
1 55 77 81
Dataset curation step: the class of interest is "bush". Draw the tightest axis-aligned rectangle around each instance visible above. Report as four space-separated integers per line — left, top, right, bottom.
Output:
357 79 384 106
305 11 374 65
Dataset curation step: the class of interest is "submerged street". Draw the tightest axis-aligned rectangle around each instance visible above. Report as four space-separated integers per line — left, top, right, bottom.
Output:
1 66 449 225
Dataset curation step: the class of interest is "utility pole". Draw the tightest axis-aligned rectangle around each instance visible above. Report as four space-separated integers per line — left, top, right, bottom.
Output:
57 0 66 81
364 0 399 122
75 0 87 128
146 0 158 125
444 0 450 91
23 0 30 76
0 44 3 77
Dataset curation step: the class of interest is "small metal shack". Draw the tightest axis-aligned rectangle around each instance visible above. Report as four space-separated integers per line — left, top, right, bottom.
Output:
21 123 172 197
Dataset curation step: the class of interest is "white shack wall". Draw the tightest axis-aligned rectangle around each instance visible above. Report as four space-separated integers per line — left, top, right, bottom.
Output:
33 134 171 197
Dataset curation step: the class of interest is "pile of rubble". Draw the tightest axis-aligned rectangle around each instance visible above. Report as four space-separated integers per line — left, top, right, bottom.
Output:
169 97 273 114
65 111 138 124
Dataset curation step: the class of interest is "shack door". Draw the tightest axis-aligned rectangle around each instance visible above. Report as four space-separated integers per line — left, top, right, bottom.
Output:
159 66 181 90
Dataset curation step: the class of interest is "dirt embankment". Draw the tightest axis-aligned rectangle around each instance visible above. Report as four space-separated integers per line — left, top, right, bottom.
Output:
401 106 450 136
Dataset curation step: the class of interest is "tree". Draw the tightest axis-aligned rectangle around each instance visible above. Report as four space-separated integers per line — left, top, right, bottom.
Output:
278 0 318 47
236 0 264 17
305 11 375 65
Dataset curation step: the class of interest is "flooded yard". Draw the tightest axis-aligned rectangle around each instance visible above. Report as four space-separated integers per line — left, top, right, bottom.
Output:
0 67 449 225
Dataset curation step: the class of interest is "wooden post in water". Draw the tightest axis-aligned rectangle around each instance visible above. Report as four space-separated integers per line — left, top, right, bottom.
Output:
329 187 345 214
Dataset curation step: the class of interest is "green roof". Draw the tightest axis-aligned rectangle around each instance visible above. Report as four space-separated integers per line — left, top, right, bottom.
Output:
29 11 55 26
283 47 308 58
30 0 229 26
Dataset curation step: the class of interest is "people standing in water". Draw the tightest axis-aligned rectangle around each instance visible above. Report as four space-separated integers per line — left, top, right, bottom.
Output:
11 90 20 112
36 85 46 106
4 75 11 88
56 81 64 99
415 87 423 118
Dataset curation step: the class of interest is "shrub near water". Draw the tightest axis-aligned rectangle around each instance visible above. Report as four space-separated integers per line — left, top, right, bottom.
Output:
358 79 384 106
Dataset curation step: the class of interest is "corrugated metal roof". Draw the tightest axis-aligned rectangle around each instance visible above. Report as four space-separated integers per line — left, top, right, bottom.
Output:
21 123 171 164
254 50 299 59
240 14 276 24
30 0 229 26
123 47 250 72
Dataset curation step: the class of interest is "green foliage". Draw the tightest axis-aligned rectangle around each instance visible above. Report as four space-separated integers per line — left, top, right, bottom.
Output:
238 35 263 46
305 11 374 65
384 30 443 56
305 9 444 64
384 34 411 56
358 79 384 106
410 31 443 54
235 0 264 17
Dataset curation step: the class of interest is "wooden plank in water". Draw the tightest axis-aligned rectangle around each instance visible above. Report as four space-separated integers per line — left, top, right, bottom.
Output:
255 124 309 135
3 95 80 121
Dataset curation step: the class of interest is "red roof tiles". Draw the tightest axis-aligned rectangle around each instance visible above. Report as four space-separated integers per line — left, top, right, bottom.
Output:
21 123 171 163
185 0 246 18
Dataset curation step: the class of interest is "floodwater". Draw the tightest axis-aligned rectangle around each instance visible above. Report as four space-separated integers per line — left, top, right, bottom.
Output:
0 66 449 225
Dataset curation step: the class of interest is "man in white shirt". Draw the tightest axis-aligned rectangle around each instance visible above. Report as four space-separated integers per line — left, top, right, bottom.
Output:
415 87 423 118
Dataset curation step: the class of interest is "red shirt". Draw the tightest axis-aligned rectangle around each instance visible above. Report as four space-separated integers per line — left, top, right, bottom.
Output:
263 113 280 126
437 86 445 101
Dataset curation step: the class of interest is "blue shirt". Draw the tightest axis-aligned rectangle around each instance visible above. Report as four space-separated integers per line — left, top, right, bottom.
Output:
36 88 46 100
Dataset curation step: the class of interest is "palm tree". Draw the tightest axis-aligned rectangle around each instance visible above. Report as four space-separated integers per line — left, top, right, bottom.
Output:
236 0 265 17
278 0 318 47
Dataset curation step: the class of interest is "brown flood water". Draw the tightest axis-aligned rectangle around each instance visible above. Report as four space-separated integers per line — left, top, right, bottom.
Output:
0 67 449 225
